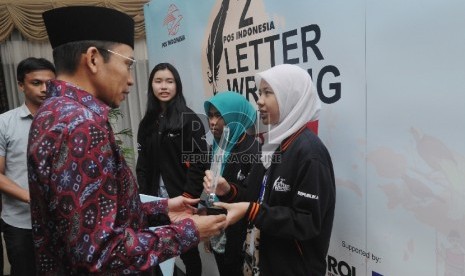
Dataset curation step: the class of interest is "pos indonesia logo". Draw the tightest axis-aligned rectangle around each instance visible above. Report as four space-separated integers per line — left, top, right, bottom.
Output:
163 4 183 36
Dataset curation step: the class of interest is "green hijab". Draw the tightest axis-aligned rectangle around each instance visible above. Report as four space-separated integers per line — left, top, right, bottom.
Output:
204 91 257 173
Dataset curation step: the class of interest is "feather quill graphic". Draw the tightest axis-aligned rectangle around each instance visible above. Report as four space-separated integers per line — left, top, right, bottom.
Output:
206 0 230 95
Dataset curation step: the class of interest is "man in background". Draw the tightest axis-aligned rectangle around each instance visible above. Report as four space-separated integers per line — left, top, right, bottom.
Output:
0 57 56 276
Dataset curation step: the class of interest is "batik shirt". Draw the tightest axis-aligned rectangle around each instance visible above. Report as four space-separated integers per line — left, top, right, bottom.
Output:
27 80 199 275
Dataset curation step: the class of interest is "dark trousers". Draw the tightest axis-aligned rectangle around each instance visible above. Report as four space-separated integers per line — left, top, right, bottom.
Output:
212 224 246 276
178 246 201 276
2 221 36 276
213 249 243 276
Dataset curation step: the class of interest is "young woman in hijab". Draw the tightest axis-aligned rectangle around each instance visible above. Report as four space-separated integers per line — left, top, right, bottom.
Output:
137 62 208 276
204 64 336 276
203 91 260 276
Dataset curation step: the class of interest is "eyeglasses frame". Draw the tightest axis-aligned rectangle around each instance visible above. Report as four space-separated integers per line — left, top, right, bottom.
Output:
97 47 136 70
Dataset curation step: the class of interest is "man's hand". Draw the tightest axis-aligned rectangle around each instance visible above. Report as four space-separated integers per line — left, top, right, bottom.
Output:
167 196 199 222
190 214 227 240
1 157 30 203
213 202 250 226
203 170 230 196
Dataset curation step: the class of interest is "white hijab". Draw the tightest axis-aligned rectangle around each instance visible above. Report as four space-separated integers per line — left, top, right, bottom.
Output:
255 64 321 168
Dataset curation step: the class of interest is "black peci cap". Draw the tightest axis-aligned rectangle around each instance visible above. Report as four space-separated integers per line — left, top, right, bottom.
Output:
43 6 134 49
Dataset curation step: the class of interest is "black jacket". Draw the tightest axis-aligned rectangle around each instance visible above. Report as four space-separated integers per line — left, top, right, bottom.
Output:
219 134 261 193
136 110 208 198
230 127 336 276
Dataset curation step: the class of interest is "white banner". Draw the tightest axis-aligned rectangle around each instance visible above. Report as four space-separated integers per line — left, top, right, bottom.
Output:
144 1 465 275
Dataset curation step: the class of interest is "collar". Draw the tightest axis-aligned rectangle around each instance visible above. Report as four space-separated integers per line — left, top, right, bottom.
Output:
281 124 307 152
236 133 247 144
18 103 33 119
47 79 110 119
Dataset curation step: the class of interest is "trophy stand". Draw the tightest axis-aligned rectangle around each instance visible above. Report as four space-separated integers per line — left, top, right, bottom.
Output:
204 126 230 215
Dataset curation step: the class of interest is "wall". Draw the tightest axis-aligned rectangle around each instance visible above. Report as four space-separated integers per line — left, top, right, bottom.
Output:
144 1 465 275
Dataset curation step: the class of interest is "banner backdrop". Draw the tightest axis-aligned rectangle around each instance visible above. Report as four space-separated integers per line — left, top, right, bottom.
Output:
144 1 465 275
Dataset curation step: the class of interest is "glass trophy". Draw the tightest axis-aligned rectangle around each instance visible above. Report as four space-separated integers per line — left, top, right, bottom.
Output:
203 126 229 215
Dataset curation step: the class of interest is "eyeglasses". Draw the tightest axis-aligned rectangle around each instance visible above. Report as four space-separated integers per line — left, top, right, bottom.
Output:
98 48 136 70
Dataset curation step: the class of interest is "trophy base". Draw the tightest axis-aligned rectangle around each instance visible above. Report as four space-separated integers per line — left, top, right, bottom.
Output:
197 200 227 215
206 206 227 215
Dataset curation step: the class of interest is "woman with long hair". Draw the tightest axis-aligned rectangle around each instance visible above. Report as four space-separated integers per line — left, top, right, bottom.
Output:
137 62 208 276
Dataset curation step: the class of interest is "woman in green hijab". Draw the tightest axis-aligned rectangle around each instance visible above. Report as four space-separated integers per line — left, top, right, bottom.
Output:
203 91 260 276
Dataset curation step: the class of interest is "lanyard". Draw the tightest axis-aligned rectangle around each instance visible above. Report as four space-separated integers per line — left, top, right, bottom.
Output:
258 168 271 204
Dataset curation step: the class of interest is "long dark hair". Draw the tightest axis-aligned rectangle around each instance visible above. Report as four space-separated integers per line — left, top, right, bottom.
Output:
138 63 189 140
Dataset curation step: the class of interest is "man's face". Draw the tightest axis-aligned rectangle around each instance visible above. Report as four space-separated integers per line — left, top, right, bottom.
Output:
19 69 56 108
94 44 135 108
